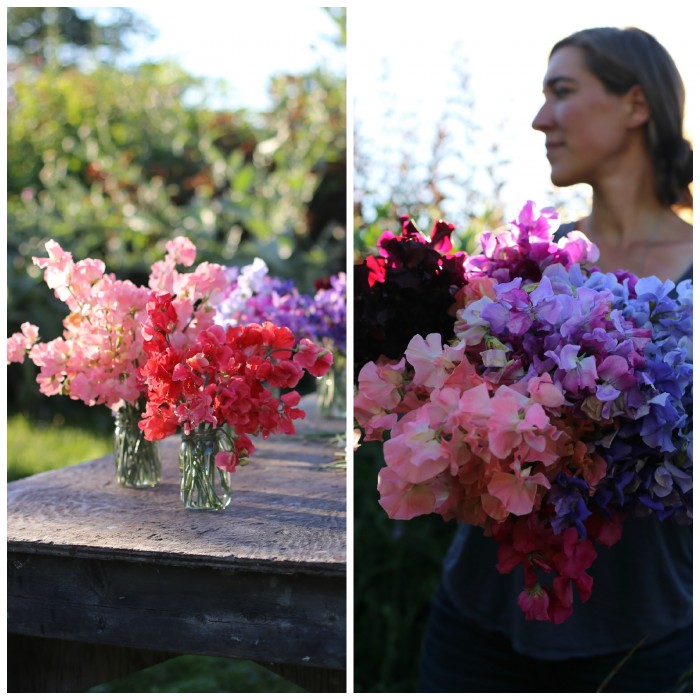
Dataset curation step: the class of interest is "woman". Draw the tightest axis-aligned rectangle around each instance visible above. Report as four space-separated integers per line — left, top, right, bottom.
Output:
418 27 692 693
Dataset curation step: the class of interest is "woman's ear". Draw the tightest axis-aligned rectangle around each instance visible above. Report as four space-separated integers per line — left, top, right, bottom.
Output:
625 84 650 129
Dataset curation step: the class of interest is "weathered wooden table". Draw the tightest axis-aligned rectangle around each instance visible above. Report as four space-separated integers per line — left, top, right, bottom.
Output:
7 398 347 693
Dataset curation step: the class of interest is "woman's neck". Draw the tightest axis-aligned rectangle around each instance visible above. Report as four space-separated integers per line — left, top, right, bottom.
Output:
582 164 663 246
576 192 692 279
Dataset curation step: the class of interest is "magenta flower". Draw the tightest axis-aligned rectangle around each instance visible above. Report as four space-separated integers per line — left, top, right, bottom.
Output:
518 585 551 622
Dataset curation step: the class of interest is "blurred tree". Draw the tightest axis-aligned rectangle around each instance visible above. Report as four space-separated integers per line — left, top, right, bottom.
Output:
7 10 345 418
354 43 507 257
322 6 346 46
7 7 154 67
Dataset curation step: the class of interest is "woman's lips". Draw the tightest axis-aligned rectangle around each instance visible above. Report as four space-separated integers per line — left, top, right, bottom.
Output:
546 142 564 157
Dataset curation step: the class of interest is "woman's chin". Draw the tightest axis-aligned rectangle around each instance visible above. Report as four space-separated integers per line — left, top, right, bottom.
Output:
549 168 580 189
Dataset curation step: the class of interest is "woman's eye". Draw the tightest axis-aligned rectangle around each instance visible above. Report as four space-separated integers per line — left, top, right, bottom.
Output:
553 87 572 99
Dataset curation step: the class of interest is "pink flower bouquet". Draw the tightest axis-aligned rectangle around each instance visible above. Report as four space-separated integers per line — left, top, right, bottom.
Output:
9 236 335 504
8 236 228 410
6 236 228 488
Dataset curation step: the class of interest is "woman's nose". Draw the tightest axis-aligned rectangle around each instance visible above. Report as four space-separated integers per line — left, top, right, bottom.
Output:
532 102 551 132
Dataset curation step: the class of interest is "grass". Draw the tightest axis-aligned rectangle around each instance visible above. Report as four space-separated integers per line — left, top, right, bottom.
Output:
6 410 304 692
7 412 114 482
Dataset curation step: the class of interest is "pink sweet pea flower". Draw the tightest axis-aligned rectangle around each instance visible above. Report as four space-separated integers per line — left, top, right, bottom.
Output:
558 229 600 265
454 275 497 307
547 577 575 624
383 407 450 484
551 528 597 579
405 333 465 389
353 428 362 451
487 467 551 516
32 240 75 303
527 373 567 408
377 466 437 520
216 450 240 473
7 323 40 363
356 358 406 411
574 571 594 603
165 236 197 267
487 387 553 461
358 411 398 442
518 585 550 622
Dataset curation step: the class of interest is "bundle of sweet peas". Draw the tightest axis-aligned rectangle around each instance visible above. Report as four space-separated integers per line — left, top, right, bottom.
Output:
139 291 334 470
354 201 692 623
7 236 227 410
214 258 346 354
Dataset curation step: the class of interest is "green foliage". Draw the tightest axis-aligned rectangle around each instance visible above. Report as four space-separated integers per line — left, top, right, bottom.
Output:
88 656 302 693
8 39 345 417
322 7 346 47
353 441 456 692
7 7 154 66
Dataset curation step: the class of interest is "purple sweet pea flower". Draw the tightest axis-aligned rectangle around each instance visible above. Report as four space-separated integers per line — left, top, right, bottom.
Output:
595 355 636 402
480 302 511 335
547 344 598 394
548 473 593 538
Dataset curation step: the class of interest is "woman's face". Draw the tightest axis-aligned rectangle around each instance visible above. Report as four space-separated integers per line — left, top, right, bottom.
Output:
532 46 636 188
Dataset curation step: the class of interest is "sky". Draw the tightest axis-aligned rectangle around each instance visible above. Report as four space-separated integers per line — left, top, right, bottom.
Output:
349 2 697 221
111 4 344 112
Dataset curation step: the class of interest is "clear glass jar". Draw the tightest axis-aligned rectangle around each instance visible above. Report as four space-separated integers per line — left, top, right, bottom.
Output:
316 351 346 419
113 401 161 488
179 425 232 511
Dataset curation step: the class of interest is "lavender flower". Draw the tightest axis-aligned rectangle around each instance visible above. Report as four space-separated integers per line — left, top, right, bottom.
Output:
215 259 346 353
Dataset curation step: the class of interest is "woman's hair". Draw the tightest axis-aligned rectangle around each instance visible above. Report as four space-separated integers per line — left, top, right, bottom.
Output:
551 27 693 208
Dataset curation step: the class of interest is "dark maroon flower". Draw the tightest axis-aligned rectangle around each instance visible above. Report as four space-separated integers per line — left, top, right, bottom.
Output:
354 217 467 379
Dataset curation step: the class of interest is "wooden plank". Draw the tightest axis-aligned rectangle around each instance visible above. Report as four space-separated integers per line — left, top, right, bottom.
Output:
8 551 346 668
7 430 346 576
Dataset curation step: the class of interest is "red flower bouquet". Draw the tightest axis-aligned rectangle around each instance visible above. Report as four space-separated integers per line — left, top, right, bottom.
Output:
140 292 333 510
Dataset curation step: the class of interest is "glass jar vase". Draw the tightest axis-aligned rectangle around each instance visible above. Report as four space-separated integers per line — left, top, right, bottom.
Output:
316 351 346 419
179 425 232 511
113 401 161 488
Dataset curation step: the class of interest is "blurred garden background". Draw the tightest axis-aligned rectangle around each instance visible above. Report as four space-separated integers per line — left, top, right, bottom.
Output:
6 5 345 693
352 3 695 693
